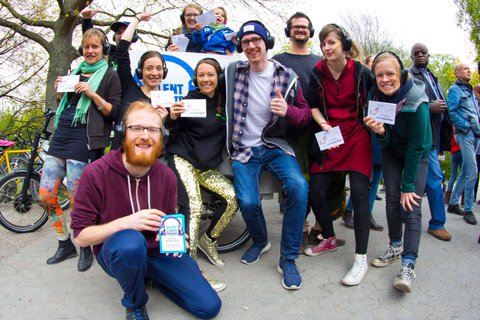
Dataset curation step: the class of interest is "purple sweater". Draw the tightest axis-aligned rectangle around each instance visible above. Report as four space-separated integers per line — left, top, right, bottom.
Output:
71 149 178 256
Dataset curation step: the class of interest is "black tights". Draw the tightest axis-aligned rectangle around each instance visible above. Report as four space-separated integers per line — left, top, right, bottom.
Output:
309 171 371 254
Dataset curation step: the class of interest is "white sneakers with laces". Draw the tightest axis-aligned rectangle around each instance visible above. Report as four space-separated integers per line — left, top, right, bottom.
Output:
342 253 368 286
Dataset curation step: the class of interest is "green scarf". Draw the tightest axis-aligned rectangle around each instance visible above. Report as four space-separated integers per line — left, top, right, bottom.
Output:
209 23 225 33
55 59 108 128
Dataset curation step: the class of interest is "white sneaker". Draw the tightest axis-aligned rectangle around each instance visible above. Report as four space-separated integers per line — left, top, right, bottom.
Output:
342 254 368 286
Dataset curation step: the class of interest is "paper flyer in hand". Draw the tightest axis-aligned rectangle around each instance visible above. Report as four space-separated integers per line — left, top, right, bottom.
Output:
315 126 344 151
367 100 397 125
159 214 187 254
172 34 189 52
57 75 80 93
181 99 207 118
151 91 175 108
195 11 216 26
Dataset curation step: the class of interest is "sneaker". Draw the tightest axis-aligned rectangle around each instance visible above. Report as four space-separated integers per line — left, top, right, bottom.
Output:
240 242 271 265
198 234 224 266
447 204 464 216
277 258 302 290
304 236 337 256
342 254 368 286
393 263 416 293
371 244 402 267
464 211 478 225
126 306 149 320
202 272 226 292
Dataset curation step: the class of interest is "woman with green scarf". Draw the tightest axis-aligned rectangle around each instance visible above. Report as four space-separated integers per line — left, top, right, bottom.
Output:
39 28 121 272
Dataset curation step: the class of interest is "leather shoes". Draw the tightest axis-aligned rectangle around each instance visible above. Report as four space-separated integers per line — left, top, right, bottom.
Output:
447 204 464 216
78 246 94 272
47 237 77 265
342 209 354 229
370 216 384 231
464 211 478 225
428 228 452 241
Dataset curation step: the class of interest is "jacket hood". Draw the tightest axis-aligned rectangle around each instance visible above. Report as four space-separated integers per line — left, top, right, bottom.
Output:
402 78 429 112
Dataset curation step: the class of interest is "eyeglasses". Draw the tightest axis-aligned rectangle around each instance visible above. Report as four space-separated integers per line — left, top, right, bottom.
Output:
185 13 199 18
127 125 162 135
240 37 263 48
292 25 309 30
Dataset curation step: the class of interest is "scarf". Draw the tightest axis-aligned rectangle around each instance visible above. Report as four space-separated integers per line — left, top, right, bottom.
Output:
209 23 225 33
55 59 108 128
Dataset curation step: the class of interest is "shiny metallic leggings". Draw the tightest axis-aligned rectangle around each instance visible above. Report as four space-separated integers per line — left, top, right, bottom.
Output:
169 155 238 259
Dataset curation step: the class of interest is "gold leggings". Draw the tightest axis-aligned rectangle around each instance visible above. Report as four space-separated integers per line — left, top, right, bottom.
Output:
171 155 238 259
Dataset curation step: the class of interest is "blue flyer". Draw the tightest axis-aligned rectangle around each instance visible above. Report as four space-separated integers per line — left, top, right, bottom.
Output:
159 214 187 254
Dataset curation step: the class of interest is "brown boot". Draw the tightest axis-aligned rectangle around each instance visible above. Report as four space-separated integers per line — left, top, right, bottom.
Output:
444 190 451 205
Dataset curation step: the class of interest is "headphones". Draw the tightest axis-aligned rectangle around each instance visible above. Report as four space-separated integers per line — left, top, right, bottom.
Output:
372 51 409 85
236 20 275 53
78 28 112 57
192 58 225 87
284 13 315 38
135 51 168 80
328 23 352 52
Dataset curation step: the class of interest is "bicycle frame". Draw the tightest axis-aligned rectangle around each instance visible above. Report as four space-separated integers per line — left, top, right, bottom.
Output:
0 149 31 174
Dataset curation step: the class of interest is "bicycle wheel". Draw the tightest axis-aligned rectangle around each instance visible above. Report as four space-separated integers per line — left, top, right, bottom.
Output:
198 196 250 253
8 155 30 172
0 172 48 233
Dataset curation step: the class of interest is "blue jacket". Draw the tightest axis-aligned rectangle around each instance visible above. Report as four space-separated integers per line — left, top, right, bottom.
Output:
193 25 236 54
447 80 480 136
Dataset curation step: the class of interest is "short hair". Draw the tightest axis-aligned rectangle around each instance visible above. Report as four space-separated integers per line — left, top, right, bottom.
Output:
214 6 228 24
123 100 162 127
82 28 106 47
286 12 313 29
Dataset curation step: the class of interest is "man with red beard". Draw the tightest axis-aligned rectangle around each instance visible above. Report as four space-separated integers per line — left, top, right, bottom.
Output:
71 101 221 320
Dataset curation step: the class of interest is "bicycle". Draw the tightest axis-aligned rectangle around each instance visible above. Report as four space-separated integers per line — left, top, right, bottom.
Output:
0 108 70 233
0 140 31 176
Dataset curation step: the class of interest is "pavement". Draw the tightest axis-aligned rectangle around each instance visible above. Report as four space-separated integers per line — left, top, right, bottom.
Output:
1 194 480 320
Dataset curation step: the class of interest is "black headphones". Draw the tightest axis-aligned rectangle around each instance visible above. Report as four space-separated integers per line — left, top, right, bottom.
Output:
192 58 225 87
372 51 409 85
78 28 112 57
236 20 275 53
135 51 168 80
284 12 314 38
328 23 352 52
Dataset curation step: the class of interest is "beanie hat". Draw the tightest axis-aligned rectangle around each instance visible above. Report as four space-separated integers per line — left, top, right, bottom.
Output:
111 21 139 43
237 21 268 44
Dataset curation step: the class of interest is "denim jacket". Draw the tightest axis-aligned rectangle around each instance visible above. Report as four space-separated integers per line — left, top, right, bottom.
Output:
447 80 480 136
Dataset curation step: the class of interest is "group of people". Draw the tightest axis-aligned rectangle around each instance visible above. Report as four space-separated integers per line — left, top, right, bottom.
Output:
36 4 480 320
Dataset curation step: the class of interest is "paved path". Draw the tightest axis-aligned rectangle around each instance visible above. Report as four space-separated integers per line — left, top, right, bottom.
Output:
1 196 479 319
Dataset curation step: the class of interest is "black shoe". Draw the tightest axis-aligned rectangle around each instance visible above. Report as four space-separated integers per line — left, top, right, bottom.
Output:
342 209 354 229
375 194 382 201
447 204 464 216
370 216 384 231
46 237 77 265
78 246 94 272
126 306 150 320
464 211 478 225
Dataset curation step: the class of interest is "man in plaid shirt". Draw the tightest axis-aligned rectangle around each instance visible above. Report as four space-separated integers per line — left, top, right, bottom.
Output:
224 20 311 290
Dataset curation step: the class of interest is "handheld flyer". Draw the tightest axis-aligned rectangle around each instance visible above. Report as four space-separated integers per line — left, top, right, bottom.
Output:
159 214 187 254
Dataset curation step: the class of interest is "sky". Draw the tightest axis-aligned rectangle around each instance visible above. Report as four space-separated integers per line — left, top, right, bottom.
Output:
296 0 476 67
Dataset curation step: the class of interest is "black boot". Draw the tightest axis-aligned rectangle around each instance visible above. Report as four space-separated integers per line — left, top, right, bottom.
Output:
370 216 384 231
47 237 77 265
342 209 354 229
78 246 94 272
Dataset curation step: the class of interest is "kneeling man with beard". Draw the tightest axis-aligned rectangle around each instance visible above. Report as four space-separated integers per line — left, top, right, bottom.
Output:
71 101 221 320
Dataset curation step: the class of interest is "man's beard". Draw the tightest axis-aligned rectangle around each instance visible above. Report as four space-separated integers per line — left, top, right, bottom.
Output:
123 137 163 167
292 36 308 44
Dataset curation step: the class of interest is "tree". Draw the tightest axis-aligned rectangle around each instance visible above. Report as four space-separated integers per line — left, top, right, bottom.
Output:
454 0 480 63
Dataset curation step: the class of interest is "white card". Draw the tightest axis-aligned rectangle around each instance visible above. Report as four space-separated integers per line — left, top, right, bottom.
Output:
367 100 397 125
195 11 216 26
151 91 175 108
57 75 80 92
181 99 207 118
315 126 344 151
224 31 237 41
172 34 189 52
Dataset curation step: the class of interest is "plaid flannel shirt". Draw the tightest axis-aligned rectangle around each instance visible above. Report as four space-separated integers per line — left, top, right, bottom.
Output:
231 59 294 162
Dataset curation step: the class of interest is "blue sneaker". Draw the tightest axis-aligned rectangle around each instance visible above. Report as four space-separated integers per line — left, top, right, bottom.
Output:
240 242 271 264
277 258 302 290
126 306 149 320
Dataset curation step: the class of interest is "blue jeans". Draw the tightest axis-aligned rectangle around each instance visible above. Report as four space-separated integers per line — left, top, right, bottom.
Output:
424 149 447 230
447 151 462 191
97 230 221 319
450 131 480 211
232 146 308 260
346 163 383 214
